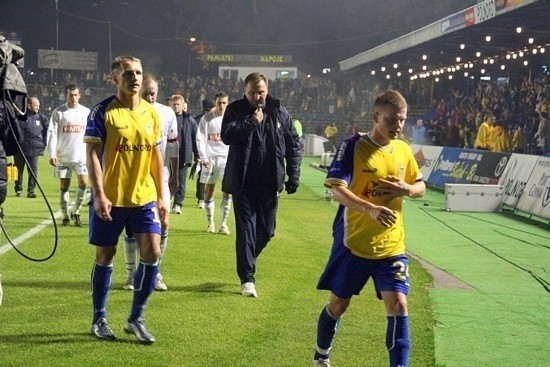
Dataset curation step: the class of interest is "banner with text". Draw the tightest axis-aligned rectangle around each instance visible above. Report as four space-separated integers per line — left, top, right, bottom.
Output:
38 49 97 71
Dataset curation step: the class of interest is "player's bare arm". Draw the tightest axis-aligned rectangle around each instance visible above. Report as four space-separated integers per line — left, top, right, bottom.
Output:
378 175 426 199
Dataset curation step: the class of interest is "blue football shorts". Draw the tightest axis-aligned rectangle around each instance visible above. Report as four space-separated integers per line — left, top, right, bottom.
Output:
89 201 161 247
317 242 410 299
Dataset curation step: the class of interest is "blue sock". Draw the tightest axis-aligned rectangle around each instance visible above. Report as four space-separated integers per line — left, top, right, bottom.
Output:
91 262 113 323
314 306 339 360
386 315 410 367
129 261 158 321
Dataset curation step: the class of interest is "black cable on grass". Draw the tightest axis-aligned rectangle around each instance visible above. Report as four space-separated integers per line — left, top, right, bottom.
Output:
451 211 550 240
0 110 58 262
494 230 550 250
419 205 550 294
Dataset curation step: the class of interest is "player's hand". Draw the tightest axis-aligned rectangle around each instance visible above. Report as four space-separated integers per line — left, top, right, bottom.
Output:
201 160 210 169
94 196 112 221
365 204 396 227
157 199 168 230
378 175 411 198
48 157 57 167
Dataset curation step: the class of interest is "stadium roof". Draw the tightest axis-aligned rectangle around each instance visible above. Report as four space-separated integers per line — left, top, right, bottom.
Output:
339 0 550 81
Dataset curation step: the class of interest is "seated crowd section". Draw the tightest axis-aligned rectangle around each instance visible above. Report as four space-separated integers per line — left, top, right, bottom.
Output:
24 68 550 156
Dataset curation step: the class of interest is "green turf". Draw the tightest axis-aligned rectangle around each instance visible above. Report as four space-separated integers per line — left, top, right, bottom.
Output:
0 156 435 366
404 189 549 366
3 155 546 366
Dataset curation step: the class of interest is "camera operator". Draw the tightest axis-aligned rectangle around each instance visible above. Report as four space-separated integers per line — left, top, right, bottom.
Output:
0 34 27 305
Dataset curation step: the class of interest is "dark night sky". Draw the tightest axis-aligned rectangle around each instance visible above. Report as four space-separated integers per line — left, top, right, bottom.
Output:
1 0 471 76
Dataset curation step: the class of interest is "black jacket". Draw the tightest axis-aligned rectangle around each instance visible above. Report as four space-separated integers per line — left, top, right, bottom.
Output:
176 112 198 168
20 111 48 156
221 94 301 195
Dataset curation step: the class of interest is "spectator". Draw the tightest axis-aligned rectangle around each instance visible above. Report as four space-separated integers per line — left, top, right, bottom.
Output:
324 122 339 152
14 96 48 198
474 115 495 150
410 118 426 145
534 99 550 155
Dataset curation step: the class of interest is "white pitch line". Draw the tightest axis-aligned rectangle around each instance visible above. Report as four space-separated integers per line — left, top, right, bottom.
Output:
0 210 64 256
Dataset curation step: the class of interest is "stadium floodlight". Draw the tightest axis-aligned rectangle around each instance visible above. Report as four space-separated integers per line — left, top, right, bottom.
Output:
528 38 534 44
516 27 522 33
485 35 491 42
460 44 465 49
456 57 461 62
476 51 481 57
408 68 413 73
523 60 528 66
371 70 376 75
393 63 398 69
422 54 427 60
501 65 506 70
381 66 386 71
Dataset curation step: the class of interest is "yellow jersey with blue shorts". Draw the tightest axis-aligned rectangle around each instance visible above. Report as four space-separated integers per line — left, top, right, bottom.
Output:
84 96 161 207
325 133 422 259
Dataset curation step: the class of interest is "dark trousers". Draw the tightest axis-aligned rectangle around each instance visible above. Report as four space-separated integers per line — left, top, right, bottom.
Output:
196 180 205 201
233 188 278 284
14 152 38 194
173 165 189 207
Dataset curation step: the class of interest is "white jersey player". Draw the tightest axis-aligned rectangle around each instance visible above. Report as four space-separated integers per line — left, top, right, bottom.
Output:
196 92 232 235
123 77 179 292
47 84 90 226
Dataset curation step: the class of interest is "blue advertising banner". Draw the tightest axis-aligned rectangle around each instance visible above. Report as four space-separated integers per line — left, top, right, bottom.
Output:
426 147 462 187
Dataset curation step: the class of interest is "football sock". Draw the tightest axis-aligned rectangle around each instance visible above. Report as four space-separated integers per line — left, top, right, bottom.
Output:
220 195 232 225
129 261 158 321
205 199 215 225
91 262 113 323
123 235 138 278
60 187 69 218
314 305 339 360
74 186 87 214
386 315 410 367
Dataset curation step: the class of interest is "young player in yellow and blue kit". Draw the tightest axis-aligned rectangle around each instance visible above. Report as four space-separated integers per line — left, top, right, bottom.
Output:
312 90 426 367
85 56 167 344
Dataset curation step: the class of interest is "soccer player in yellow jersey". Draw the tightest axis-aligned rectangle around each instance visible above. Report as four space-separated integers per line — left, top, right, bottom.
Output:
312 91 426 367
84 56 166 344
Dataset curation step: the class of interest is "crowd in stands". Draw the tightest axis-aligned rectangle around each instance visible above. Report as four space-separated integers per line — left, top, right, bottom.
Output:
23 68 550 156
404 75 550 155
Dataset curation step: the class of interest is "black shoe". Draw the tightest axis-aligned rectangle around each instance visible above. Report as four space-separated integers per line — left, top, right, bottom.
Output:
124 317 156 344
62 217 70 226
71 212 82 226
91 317 116 340
27 192 36 198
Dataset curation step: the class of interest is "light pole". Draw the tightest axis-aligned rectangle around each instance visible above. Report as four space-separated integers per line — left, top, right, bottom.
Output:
187 37 196 82
55 0 59 50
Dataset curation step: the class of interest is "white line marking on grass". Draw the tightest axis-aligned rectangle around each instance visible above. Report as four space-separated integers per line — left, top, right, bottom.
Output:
0 211 63 256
